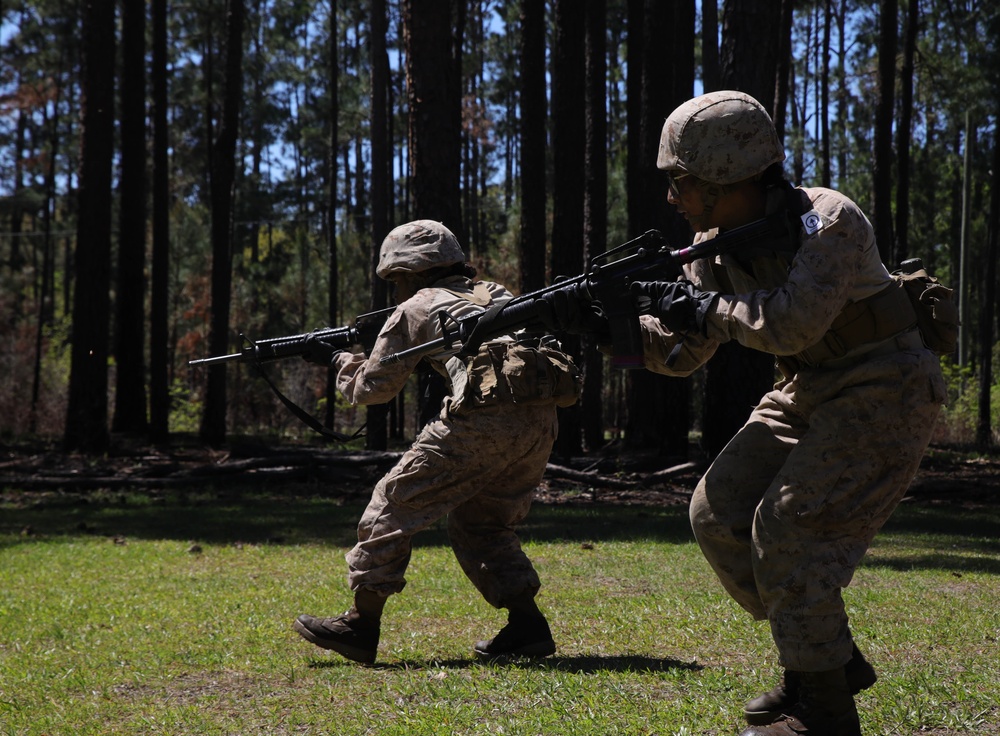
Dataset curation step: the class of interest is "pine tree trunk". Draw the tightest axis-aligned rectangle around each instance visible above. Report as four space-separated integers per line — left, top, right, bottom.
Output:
873 0 898 263
702 0 719 92
518 0 546 294
819 0 832 188
148 0 171 443
894 0 919 265
702 0 783 459
65 0 116 453
976 125 1000 448
324 0 341 433
200 0 244 447
367 0 390 451
112 0 149 435
403 0 462 233
403 0 463 429
582 0 607 452
623 0 694 457
551 0 586 456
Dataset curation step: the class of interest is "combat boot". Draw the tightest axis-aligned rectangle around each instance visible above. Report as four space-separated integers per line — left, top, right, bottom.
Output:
474 609 556 661
293 590 386 664
744 644 877 725
739 667 861 736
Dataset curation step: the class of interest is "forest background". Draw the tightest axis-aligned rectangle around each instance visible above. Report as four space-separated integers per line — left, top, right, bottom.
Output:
1 0 998 463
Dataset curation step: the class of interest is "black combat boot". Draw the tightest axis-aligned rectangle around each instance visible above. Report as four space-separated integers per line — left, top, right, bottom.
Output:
474 591 556 661
739 666 862 736
293 589 386 664
744 644 877 725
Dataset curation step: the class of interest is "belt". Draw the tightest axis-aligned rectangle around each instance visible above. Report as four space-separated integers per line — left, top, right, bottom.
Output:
816 328 925 371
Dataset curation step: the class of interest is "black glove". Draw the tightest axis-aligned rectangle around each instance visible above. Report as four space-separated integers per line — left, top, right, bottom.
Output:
630 279 717 336
538 286 610 340
301 333 344 366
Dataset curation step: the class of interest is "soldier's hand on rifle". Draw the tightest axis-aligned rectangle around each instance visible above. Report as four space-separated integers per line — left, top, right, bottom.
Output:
302 332 344 366
630 280 717 336
538 285 610 340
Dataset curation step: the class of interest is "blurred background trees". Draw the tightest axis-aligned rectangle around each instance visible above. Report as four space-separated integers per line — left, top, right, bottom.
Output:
0 0 997 456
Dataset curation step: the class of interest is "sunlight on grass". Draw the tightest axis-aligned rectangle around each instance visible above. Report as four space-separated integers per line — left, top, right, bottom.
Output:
1 492 998 735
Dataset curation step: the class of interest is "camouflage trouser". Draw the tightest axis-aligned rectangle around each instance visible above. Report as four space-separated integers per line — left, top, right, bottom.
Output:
346 401 558 608
690 348 945 671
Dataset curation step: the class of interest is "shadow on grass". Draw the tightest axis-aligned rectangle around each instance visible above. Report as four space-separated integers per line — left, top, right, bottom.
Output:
862 553 1000 575
0 490 696 549
859 503 1000 575
4 488 1000 579
307 653 702 675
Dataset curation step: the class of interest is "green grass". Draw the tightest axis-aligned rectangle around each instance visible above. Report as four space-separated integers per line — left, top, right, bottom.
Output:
1 488 998 735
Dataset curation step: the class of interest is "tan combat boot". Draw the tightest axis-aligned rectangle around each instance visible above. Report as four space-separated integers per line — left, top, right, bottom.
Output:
293 589 386 664
474 589 556 662
739 666 862 736
744 644 877 725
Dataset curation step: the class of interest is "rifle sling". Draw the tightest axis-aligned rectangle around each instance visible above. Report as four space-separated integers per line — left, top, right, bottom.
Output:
251 362 365 443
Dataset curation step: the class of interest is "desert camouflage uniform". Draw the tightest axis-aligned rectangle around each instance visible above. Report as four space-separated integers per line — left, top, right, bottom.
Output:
332 275 560 608
640 185 946 671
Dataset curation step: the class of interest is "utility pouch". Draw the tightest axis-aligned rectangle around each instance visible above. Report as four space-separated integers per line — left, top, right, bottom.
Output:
500 340 582 408
503 340 583 407
464 346 502 405
893 259 959 356
465 339 582 408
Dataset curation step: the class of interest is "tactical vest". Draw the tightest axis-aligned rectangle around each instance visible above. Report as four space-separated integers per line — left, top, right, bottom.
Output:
434 281 582 411
711 185 920 374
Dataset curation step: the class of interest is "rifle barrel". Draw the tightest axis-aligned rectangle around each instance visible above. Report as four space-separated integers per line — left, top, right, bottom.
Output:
188 352 244 367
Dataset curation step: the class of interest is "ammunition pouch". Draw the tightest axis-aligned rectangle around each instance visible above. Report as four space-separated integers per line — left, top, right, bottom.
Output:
893 264 959 355
465 338 582 408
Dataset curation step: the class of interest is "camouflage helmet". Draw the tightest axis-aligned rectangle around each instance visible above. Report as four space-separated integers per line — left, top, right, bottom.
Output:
376 220 465 279
657 91 785 184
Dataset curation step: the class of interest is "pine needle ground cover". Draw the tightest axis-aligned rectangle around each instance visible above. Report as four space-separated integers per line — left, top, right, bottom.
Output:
1 488 998 735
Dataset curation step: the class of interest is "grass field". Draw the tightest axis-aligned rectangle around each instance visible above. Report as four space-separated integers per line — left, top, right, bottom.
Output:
1 486 998 735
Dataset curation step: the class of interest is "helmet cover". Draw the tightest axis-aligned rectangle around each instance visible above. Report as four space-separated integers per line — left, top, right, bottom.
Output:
657 90 785 184
376 220 465 278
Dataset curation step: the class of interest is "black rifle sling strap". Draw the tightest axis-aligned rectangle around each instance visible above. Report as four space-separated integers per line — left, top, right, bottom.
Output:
250 362 365 443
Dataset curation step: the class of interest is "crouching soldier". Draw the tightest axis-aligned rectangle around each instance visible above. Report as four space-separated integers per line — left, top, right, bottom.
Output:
545 92 946 736
293 220 580 665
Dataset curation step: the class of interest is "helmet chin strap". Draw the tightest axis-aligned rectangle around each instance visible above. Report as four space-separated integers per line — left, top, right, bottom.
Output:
694 179 730 227
693 174 766 231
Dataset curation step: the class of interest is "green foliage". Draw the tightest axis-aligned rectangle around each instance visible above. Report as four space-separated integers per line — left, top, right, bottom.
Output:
168 377 202 435
935 349 1000 446
936 358 977 443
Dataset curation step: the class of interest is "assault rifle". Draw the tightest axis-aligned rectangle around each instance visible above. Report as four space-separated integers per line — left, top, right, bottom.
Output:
187 307 395 442
379 212 791 369
187 307 395 367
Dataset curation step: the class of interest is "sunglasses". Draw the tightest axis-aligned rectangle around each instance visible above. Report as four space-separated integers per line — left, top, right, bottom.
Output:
667 171 692 199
